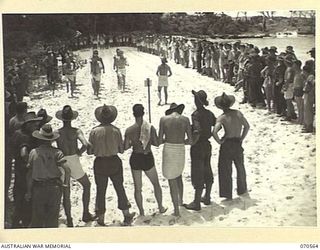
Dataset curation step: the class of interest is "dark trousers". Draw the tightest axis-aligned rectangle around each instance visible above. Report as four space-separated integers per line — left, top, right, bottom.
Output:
31 182 62 228
190 141 213 189
12 161 32 228
196 55 202 73
94 156 130 215
218 138 247 199
274 85 287 115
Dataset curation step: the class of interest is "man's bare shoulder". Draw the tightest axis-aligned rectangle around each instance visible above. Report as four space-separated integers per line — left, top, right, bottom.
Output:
125 123 138 135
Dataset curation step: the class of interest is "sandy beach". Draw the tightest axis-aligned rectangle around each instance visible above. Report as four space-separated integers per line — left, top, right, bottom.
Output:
20 46 316 227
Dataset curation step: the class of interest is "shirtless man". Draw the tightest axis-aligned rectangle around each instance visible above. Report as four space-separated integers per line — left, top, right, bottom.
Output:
159 103 192 216
124 104 167 216
90 50 105 98
55 105 95 227
113 49 129 91
156 57 172 105
212 93 250 200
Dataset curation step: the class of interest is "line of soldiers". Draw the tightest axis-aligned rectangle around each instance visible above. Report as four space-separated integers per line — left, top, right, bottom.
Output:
5 89 250 228
135 35 316 133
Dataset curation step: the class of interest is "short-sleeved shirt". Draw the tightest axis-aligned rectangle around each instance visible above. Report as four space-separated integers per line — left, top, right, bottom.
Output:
125 124 157 154
191 108 216 142
89 124 123 157
28 144 64 181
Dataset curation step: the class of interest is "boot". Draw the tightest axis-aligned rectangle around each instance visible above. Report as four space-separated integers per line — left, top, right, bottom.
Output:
67 217 73 227
82 212 97 223
97 214 105 226
201 183 212 205
183 188 202 211
122 211 136 226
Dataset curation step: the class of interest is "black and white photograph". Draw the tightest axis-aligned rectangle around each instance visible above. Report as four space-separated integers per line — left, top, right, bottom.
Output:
3 10 316 231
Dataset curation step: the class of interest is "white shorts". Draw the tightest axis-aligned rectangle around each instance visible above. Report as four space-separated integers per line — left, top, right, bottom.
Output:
92 73 101 82
63 154 86 180
117 68 126 77
158 75 168 87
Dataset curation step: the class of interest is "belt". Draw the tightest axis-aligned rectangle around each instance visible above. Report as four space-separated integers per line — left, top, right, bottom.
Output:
33 178 62 186
223 137 241 143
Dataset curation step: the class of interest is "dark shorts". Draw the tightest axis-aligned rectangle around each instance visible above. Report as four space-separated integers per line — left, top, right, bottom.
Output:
129 152 154 171
94 156 122 177
294 87 304 97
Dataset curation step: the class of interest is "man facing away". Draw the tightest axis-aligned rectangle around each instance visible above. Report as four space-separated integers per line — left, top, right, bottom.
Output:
25 124 66 228
184 90 216 211
159 103 192 217
156 57 172 106
55 105 95 227
212 93 250 200
88 104 135 226
124 104 167 216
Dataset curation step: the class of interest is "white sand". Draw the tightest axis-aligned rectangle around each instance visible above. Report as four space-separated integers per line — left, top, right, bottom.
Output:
25 47 316 227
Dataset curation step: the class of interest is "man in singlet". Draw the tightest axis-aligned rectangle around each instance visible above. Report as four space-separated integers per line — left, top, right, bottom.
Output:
90 50 105 98
159 103 192 217
55 105 95 227
156 57 172 106
113 49 129 91
212 93 250 200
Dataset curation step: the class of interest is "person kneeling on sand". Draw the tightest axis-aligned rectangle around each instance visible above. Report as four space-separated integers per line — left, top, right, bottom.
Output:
124 104 167 216
88 105 135 226
55 105 95 227
212 93 250 200
159 103 192 217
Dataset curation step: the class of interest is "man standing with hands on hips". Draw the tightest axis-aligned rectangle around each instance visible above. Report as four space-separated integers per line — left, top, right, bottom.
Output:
212 93 250 200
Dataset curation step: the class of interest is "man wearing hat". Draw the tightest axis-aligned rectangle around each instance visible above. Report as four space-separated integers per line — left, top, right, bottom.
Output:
10 112 42 228
183 90 216 211
285 46 297 61
159 103 192 217
274 54 287 116
55 105 94 226
37 108 53 128
212 93 250 200
25 124 65 228
90 50 105 97
88 105 135 226
307 47 315 59
156 57 172 106
282 55 297 121
124 104 167 216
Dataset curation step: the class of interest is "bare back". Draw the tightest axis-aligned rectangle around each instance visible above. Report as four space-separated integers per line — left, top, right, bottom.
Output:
157 64 171 76
56 127 80 155
217 109 247 138
159 113 192 144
